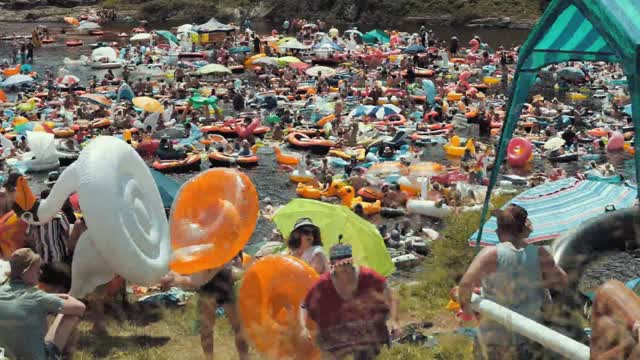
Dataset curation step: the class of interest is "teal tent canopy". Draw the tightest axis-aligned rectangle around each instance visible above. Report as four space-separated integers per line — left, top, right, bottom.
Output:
155 30 178 45
363 29 390 44
476 0 640 246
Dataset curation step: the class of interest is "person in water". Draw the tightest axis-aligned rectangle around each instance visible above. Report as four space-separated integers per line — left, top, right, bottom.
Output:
287 217 330 274
458 204 568 360
300 244 399 359
160 254 249 360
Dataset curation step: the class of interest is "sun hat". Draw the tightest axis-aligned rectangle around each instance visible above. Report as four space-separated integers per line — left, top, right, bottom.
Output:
292 217 319 232
45 171 59 187
8 248 40 279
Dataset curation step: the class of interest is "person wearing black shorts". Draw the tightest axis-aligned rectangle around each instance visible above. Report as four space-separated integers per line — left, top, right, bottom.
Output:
160 254 248 360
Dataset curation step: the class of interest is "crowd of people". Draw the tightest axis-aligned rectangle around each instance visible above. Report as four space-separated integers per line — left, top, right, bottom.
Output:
0 12 631 360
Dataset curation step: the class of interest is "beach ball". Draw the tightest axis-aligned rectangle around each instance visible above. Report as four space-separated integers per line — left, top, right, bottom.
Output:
169 168 259 274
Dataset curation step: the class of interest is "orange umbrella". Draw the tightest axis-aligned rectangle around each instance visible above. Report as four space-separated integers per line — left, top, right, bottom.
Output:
64 17 80 26
0 89 6 103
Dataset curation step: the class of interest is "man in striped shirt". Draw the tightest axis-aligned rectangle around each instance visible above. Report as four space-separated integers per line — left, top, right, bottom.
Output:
26 209 71 265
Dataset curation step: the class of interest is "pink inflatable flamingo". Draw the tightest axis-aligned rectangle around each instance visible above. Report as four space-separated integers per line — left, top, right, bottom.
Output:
459 71 471 90
469 39 480 52
236 118 261 139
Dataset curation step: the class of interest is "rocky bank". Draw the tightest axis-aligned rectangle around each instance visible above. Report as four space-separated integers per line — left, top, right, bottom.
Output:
0 0 542 28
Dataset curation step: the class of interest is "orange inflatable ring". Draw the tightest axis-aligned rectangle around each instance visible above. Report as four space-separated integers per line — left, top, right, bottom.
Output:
169 168 259 274
53 128 75 138
0 211 27 258
239 255 320 360
317 114 335 126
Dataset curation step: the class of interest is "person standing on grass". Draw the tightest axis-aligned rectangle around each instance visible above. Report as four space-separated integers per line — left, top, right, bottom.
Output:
300 244 400 360
160 254 249 360
0 248 86 360
458 204 568 360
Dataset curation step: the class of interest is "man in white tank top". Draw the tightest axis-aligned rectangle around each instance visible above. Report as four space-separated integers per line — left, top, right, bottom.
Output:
458 204 568 360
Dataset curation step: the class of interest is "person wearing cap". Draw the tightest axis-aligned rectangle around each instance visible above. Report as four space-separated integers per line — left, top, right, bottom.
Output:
458 204 568 360
300 243 399 359
287 218 329 275
0 248 85 360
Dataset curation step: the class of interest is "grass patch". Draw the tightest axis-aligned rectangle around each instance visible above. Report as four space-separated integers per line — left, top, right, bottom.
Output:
379 334 474 360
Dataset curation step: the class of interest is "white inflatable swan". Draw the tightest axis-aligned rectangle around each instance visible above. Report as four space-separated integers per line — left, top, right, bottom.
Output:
16 136 170 297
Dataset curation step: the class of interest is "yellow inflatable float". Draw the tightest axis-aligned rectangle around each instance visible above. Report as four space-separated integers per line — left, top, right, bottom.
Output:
443 135 476 157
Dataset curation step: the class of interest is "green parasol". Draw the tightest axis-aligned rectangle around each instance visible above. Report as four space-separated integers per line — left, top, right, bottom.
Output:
265 114 280 124
273 199 394 276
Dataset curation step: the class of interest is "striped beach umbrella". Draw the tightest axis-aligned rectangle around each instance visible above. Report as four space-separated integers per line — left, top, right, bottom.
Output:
469 178 638 246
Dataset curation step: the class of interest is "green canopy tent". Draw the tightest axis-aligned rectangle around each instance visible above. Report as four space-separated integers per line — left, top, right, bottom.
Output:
363 29 390 45
476 0 640 245
155 30 178 45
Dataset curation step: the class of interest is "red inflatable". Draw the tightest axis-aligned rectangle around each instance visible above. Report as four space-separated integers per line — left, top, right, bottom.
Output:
507 137 533 168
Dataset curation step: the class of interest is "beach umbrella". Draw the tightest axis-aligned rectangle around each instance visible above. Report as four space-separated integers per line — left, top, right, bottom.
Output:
273 199 394 276
195 64 231 75
404 44 427 54
79 93 111 107
305 66 335 77
251 56 278 66
130 33 152 42
150 169 180 209
0 89 6 103
229 46 251 54
12 116 28 126
276 37 297 45
344 29 363 37
176 24 193 34
276 56 302 65
77 21 101 31
368 104 401 119
56 75 80 87
347 105 376 119
155 30 178 45
133 96 164 113
469 178 638 246
289 62 310 70
1 74 33 88
543 137 566 151
64 17 80 26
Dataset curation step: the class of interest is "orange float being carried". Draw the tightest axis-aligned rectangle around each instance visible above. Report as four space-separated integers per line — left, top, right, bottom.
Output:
239 255 320 360
0 211 27 258
2 64 21 77
286 132 335 155
170 168 259 274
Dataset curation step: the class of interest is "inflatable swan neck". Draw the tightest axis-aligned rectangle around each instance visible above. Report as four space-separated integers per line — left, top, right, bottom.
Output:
15 164 79 225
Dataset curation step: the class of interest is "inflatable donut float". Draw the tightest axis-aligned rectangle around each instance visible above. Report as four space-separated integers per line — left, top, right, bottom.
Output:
170 168 259 274
239 255 320 360
13 136 170 298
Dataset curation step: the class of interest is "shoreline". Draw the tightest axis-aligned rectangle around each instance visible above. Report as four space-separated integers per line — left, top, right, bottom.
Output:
0 5 538 29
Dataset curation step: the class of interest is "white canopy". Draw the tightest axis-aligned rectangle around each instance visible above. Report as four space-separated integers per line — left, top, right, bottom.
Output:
192 17 235 33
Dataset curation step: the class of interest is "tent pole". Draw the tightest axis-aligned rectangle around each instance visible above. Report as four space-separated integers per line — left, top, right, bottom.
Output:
631 55 640 201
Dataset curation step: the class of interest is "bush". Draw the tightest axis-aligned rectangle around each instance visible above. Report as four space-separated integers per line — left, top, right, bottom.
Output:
139 0 217 22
